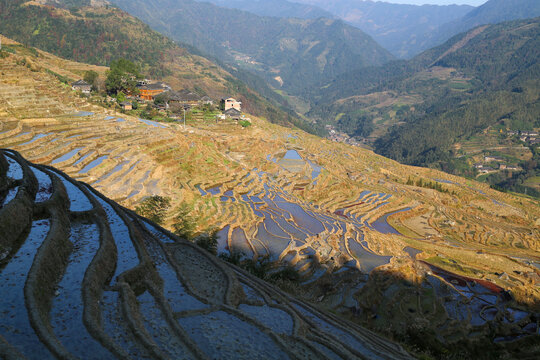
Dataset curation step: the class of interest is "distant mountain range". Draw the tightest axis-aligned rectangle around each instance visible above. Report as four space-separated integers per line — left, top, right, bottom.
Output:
109 0 394 96
203 0 333 19
427 0 540 50
240 0 473 58
225 0 540 59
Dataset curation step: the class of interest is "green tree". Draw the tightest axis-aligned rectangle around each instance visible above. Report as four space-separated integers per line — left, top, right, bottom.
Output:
193 230 218 255
105 58 141 95
172 202 196 239
83 70 99 91
135 195 171 225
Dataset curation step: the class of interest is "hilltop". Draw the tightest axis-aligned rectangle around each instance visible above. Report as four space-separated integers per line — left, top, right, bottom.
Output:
0 38 539 357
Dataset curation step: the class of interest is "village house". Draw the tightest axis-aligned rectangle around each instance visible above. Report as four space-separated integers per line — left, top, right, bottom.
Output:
137 82 170 101
120 101 132 111
221 97 242 111
478 166 496 174
201 96 214 106
484 155 504 162
224 107 242 120
172 89 202 107
71 80 92 94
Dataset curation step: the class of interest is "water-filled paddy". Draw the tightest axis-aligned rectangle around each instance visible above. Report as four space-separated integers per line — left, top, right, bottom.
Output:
139 118 166 129
20 133 52 146
89 191 139 283
51 147 84 165
50 222 112 358
371 207 411 235
0 220 54 359
30 166 52 203
79 155 108 174
5 155 24 180
347 238 391 273
178 310 290 360
54 171 93 211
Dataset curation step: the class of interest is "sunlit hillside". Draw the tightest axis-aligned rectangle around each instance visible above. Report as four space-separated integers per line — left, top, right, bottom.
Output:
1 36 539 357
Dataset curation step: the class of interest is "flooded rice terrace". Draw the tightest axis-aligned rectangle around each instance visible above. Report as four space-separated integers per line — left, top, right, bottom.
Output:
201 149 409 281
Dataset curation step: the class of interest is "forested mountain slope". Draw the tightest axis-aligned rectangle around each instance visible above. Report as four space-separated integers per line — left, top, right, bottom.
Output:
428 0 540 51
304 18 539 194
0 0 305 127
109 0 394 95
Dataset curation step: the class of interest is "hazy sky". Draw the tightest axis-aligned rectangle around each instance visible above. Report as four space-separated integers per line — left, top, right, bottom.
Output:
386 1 487 5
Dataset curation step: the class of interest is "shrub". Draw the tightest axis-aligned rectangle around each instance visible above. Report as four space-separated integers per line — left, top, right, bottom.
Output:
135 195 171 225
193 229 218 255
239 120 251 128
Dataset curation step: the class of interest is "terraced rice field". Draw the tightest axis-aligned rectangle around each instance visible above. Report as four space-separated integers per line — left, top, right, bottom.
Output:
1 48 539 349
0 149 412 359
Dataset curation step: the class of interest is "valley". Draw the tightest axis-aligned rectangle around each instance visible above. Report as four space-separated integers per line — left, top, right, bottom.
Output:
1 36 539 357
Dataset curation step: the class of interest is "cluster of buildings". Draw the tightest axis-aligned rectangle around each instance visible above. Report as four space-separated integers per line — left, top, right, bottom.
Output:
508 130 540 146
474 155 521 174
71 80 92 94
325 125 361 146
71 77 246 121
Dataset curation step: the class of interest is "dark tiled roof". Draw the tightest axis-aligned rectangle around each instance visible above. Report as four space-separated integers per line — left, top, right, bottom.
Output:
224 108 242 116
164 89 201 102
72 80 90 86
138 83 168 91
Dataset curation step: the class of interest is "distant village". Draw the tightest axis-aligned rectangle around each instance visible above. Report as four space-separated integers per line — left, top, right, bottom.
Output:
324 125 361 147
473 130 539 174
71 78 250 124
